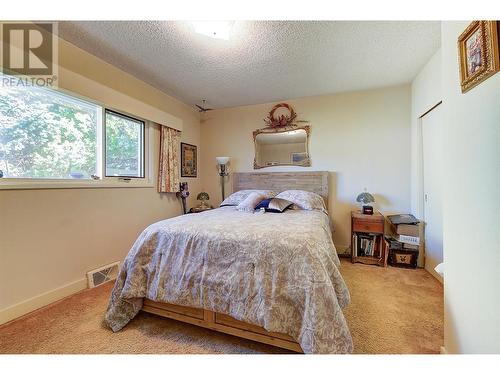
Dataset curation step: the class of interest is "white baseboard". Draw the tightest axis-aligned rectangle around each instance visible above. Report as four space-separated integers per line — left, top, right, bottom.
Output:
0 278 87 326
440 346 448 354
425 265 444 284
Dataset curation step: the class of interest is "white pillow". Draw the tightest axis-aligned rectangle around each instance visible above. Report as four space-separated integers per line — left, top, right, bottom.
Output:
220 189 277 206
236 192 266 212
275 190 328 214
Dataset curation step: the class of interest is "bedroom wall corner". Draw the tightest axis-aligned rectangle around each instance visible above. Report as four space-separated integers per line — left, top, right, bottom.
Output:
410 48 442 220
410 48 442 269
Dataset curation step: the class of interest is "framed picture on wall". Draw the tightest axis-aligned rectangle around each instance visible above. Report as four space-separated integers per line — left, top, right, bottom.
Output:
181 142 197 177
458 21 500 93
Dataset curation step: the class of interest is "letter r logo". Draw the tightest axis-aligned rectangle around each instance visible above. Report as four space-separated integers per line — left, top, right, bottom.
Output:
2 23 53 75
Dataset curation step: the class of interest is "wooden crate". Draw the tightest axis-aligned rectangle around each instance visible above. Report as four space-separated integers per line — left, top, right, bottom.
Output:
388 249 418 268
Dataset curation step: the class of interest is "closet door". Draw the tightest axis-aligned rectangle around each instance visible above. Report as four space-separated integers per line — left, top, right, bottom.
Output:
422 104 443 281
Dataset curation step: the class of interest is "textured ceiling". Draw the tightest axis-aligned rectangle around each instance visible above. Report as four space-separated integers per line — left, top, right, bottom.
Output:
58 21 440 109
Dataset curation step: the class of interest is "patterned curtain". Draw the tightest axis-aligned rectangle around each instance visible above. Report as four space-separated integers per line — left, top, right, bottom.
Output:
158 125 181 193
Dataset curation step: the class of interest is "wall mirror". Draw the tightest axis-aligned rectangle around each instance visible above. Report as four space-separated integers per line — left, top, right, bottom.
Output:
253 125 311 169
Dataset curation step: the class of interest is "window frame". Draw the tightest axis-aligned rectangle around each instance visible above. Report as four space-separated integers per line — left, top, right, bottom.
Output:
104 109 146 179
0 86 154 190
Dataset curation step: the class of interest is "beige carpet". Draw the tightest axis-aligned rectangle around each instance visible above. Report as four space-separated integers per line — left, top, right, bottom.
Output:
0 259 443 354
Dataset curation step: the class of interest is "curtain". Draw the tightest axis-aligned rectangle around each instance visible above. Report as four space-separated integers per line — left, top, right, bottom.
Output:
158 125 181 193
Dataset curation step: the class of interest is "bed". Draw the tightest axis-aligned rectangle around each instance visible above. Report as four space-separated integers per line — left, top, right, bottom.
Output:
104 172 353 354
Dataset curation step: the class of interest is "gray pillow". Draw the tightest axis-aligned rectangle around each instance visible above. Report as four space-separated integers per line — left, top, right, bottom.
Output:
266 198 294 213
275 190 328 214
220 189 277 206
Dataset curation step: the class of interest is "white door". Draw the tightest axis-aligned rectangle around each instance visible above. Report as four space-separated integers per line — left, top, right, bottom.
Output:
422 104 444 281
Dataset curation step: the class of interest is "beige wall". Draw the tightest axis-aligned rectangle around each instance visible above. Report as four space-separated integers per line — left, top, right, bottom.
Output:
200 86 412 251
0 38 201 322
441 21 500 353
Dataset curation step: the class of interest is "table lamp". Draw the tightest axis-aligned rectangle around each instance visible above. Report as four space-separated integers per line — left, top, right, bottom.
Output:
356 189 375 215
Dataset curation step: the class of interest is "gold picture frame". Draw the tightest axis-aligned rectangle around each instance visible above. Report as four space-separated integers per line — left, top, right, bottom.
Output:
180 142 197 178
458 21 500 93
252 125 311 169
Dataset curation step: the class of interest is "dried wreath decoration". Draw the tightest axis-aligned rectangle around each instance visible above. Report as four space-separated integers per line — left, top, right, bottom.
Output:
263 103 298 128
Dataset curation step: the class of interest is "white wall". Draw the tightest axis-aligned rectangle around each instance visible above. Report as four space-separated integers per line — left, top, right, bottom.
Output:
410 49 443 271
441 21 500 353
201 86 412 251
0 38 201 324
411 49 442 219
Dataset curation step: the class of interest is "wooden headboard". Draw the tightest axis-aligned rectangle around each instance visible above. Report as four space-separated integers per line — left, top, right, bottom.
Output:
233 172 329 203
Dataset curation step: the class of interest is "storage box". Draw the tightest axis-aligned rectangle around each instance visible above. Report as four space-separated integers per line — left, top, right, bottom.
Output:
398 234 420 246
389 249 418 268
396 223 419 237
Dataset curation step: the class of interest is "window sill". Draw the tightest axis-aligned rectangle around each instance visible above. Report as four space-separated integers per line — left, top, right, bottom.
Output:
0 179 155 190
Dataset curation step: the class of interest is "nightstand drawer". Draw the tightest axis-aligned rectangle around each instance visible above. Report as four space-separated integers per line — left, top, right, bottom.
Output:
353 220 384 233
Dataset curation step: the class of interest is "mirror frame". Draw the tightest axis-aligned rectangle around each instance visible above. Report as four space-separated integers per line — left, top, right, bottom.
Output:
252 125 311 169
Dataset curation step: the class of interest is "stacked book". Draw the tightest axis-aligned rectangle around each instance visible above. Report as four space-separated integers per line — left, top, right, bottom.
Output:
387 215 420 247
354 233 378 257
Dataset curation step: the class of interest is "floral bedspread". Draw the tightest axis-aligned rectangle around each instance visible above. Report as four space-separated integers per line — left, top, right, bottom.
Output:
104 207 353 353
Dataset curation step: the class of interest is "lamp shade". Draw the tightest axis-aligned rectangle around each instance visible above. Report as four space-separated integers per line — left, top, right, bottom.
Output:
216 156 230 165
356 191 375 204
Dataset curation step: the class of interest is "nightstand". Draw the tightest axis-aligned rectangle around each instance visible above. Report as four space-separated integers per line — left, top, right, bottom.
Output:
351 210 388 267
189 206 214 214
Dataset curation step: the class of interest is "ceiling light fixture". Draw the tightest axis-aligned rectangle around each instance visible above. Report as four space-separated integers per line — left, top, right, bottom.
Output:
192 21 233 40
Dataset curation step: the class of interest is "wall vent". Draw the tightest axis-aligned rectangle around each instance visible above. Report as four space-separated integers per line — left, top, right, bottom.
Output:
87 261 120 288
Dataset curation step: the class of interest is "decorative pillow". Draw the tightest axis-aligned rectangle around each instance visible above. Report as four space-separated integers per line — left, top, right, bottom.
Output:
236 192 267 212
275 190 328 214
255 198 293 213
266 198 294 213
255 198 272 210
220 189 277 207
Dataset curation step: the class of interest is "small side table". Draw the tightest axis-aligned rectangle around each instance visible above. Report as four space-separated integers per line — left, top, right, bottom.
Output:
351 210 388 267
189 206 214 214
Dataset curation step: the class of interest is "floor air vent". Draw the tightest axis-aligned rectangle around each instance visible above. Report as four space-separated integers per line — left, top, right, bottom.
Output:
87 261 120 288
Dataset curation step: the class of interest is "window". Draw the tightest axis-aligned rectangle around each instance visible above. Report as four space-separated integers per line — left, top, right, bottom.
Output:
0 76 151 188
105 110 144 178
0 83 100 179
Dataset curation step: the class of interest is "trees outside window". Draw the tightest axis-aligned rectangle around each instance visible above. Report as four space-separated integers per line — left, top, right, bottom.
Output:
0 80 146 181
